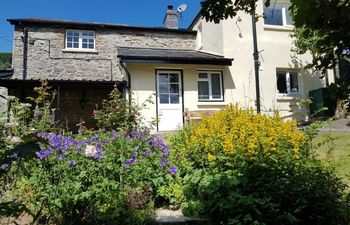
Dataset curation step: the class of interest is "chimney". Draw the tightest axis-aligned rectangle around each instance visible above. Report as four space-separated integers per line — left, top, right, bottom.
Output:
163 5 178 29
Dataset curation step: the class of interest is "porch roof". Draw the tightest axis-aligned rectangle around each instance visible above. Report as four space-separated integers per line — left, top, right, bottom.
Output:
117 47 233 66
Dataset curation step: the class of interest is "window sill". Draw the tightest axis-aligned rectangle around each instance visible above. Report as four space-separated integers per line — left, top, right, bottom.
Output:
197 101 227 106
264 25 293 32
276 94 301 101
62 49 98 54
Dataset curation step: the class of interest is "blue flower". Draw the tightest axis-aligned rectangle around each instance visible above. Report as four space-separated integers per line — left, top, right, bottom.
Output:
69 160 77 166
169 166 177 175
57 155 63 160
142 150 151 157
1 163 10 170
10 152 19 160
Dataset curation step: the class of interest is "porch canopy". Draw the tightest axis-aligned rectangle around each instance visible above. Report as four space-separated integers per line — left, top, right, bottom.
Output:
117 47 233 65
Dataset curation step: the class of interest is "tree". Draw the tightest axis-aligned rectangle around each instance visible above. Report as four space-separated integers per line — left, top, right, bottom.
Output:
200 0 350 71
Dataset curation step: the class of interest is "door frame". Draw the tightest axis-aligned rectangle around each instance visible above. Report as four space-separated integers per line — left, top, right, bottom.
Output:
155 69 184 131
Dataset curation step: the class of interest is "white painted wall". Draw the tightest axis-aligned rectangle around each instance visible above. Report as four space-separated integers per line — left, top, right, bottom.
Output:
192 0 334 120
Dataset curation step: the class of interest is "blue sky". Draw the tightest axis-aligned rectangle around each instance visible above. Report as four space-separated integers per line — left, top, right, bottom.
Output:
0 0 202 52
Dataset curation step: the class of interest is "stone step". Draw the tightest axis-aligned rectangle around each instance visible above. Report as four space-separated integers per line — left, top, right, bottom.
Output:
150 209 211 225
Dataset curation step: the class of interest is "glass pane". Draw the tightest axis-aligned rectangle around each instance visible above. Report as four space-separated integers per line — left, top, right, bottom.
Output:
82 32 88 36
73 43 79 48
88 32 94 36
159 94 169 104
67 43 72 48
170 84 179 93
170 94 179 104
82 38 88 43
289 72 299 93
198 73 208 79
74 37 79 42
158 74 168 83
159 83 169 93
73 32 79 37
67 37 72 42
169 74 179 83
67 31 72 36
277 72 287 94
264 5 283 26
198 81 209 100
211 73 222 99
89 44 94 49
82 43 88 48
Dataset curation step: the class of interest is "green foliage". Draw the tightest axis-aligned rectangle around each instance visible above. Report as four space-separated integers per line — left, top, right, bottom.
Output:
200 0 270 23
0 53 12 70
0 82 174 224
290 0 350 71
169 107 350 225
93 86 152 132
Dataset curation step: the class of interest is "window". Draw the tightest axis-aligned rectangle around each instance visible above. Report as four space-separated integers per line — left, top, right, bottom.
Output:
276 70 299 95
264 1 293 26
66 30 95 50
198 71 223 101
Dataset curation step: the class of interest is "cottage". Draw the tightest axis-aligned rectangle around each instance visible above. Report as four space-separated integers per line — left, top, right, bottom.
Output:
0 1 334 131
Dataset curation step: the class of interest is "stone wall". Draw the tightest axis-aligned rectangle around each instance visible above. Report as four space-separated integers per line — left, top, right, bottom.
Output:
12 26 196 81
0 87 8 115
8 86 113 131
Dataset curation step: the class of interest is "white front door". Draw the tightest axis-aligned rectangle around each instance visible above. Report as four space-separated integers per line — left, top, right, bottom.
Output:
157 70 183 131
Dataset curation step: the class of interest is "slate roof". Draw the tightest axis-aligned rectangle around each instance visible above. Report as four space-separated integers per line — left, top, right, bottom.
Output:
7 18 196 35
117 47 233 65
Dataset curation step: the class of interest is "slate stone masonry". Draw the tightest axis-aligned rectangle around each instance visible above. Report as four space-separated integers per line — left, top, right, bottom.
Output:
11 26 196 81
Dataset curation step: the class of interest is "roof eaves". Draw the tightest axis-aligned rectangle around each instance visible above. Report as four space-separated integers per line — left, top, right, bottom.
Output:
7 18 197 35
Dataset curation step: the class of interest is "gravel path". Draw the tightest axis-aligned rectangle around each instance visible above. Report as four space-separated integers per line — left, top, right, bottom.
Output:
319 119 350 132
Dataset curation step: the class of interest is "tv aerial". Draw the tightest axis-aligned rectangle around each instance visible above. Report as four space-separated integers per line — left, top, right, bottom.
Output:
177 3 187 19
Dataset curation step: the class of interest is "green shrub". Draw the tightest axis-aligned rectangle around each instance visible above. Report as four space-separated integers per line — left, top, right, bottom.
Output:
169 105 350 225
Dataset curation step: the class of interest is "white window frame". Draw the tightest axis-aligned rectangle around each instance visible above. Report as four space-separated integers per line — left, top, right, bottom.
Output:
65 30 96 50
197 71 224 102
263 1 293 28
276 70 300 96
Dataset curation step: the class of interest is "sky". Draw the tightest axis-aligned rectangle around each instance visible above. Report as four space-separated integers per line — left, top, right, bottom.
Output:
0 0 202 52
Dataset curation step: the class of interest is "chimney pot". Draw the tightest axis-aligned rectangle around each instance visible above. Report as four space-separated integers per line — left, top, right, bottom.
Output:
167 5 174 10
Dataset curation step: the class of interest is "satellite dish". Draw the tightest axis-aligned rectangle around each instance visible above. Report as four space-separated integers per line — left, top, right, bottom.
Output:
177 3 187 13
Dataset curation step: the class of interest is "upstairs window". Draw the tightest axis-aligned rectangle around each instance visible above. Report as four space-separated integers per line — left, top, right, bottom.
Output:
264 2 293 26
66 30 95 50
198 71 223 101
276 70 299 95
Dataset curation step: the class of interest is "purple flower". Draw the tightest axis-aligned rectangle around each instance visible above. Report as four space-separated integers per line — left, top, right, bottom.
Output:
111 130 117 138
57 155 63 160
132 151 138 157
161 149 169 156
10 152 19 160
35 148 54 159
126 158 135 164
1 163 10 170
169 166 177 175
142 150 151 157
76 148 83 154
69 160 77 166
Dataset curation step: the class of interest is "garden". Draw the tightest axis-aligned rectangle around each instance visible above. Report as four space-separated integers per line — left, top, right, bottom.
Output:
1 81 350 225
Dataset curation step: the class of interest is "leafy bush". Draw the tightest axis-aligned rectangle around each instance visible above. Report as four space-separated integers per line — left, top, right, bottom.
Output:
1 82 176 224
169 105 350 225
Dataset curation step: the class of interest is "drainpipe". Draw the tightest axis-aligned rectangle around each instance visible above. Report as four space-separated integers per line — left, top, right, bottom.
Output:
22 27 28 80
251 1 261 114
120 62 132 111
